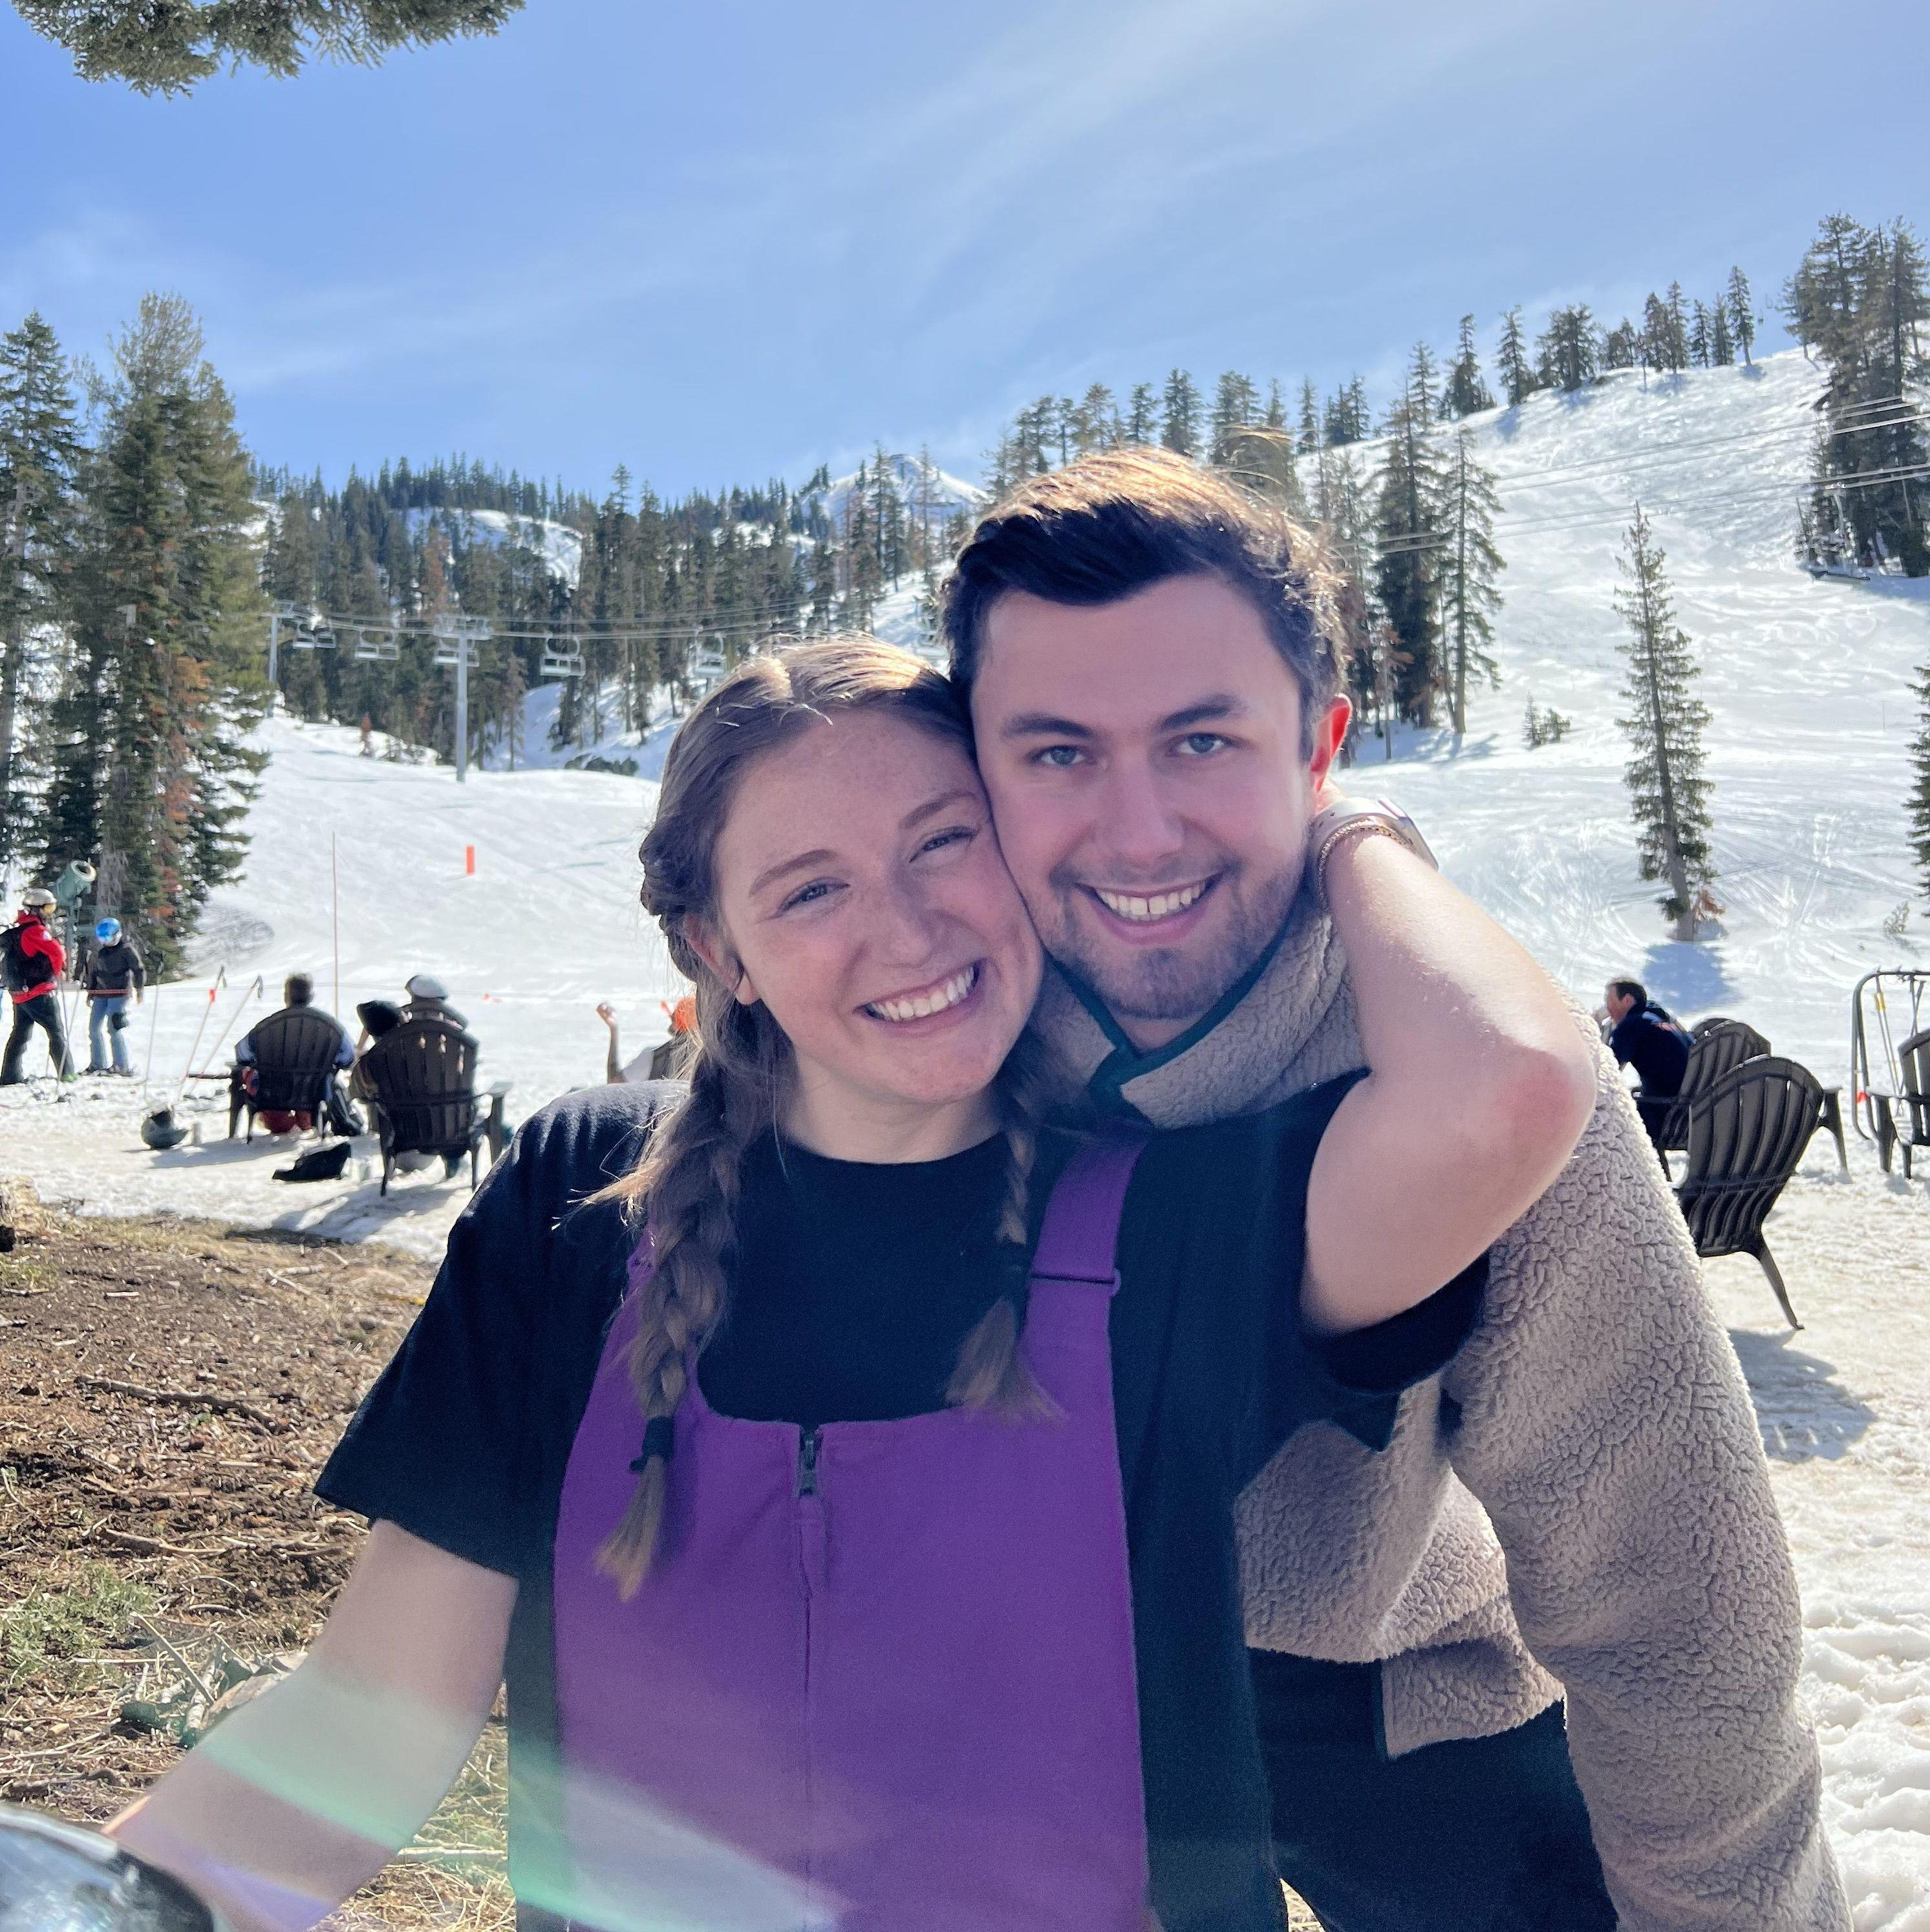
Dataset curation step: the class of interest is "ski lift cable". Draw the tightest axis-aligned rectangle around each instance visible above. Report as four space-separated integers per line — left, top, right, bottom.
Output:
1363 460 1930 561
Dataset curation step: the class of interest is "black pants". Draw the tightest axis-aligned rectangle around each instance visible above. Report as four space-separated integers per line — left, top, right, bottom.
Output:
1 993 71 1083
1254 1653 1616 1932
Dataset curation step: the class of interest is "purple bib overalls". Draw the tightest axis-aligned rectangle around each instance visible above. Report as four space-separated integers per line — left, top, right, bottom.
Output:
548 1136 1151 1931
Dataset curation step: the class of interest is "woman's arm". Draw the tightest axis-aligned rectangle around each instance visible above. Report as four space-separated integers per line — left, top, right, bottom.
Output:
111 1522 515 1932
1303 808 1596 1336
598 1002 623 1084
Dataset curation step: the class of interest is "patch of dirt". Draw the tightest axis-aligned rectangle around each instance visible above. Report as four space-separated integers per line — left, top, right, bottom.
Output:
0 1182 1323 1931
0 1182 508 1929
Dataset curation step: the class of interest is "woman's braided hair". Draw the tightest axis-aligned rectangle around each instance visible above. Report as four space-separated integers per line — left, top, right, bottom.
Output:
593 638 1056 1598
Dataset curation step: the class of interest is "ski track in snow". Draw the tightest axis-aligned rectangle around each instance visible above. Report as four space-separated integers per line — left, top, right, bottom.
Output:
3 350 1929 1919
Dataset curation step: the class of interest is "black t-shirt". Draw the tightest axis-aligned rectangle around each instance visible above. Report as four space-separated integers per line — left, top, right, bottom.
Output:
319 1080 1482 1932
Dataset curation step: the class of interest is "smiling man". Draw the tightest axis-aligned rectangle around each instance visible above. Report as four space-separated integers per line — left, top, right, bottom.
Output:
944 450 1845 1932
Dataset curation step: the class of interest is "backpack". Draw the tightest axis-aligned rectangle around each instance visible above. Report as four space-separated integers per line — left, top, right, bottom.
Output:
0 925 34 994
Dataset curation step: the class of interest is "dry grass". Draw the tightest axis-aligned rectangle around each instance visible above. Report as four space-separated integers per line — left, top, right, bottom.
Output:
0 1182 506 1929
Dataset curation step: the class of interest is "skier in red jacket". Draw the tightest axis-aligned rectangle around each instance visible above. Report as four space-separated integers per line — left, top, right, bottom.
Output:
1 886 74 1084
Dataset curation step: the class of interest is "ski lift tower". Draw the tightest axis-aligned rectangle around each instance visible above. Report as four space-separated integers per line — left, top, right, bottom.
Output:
433 615 493 782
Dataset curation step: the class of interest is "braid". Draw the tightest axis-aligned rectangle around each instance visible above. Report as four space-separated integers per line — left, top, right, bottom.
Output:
592 982 780 1597
944 1031 1062 1419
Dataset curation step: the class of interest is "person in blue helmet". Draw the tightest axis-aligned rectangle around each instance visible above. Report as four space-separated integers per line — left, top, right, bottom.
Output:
85 918 146 1076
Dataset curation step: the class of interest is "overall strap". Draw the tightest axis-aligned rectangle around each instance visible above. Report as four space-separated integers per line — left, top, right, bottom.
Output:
1029 1133 1148 1291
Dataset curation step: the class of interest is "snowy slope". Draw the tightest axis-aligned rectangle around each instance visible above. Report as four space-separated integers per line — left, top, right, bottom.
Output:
1336 353 1930 1076
3 350 1929 1922
812 453 984 533
400 504 584 586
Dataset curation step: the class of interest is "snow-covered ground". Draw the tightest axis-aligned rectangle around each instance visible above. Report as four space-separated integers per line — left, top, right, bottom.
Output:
3 349 1928 1919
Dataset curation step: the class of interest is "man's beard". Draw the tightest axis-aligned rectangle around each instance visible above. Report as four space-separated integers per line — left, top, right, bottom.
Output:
1045 860 1302 1027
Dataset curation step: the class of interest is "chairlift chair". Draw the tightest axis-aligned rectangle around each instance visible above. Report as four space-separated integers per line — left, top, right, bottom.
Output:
1850 969 1930 1178
1674 1056 1824 1329
352 627 400 662
540 637 584 680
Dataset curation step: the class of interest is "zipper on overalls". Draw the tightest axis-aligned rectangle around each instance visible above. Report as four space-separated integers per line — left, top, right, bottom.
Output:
796 1426 827 1903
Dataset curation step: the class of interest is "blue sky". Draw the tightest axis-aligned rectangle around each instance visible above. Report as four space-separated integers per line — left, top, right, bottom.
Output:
3 0 1927 498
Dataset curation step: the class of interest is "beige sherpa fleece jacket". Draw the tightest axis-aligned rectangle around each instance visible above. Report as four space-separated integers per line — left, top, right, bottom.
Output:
1036 891 1847 1932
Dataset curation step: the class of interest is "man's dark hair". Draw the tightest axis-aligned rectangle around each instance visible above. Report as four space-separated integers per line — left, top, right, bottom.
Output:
941 448 1350 756
284 973 314 1007
1609 978 1647 1007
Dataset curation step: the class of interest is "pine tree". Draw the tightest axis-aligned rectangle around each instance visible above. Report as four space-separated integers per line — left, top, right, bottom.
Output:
1496 308 1537 407
34 295 265 967
1322 378 1369 447
1209 371 1260 464
1535 305 1599 392
1785 215 1930 575
1074 384 1119 455
1262 379 1288 431
1726 266 1757 367
1602 319 1642 369
1642 290 1689 373
1689 300 1711 368
1614 506 1715 938
17 0 523 93
1125 384 1159 445
1405 343 1439 431
1439 429 1505 735
1161 370 1203 456
1441 315 1494 418
1710 298 1734 367
1371 381 1446 724
1666 284 1691 367
1296 378 1320 453
0 312 83 869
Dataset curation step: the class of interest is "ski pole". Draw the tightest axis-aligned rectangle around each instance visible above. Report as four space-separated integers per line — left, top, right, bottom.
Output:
175 965 226 1104
195 973 263 1078
140 985 162 1100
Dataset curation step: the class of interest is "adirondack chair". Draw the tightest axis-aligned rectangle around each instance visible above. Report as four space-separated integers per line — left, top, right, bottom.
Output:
1674 1056 1822 1330
356 1014 509 1195
228 1008 347 1142
1689 1014 1738 1042
1657 1019 1772 1158
1885 1027 1930 1181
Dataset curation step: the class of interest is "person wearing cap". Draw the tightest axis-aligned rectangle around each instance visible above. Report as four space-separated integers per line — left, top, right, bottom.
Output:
85 918 146 1077
1 886 73 1085
400 972 475 1038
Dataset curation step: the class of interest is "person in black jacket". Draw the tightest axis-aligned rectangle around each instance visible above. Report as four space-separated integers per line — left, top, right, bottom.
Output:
1603 977 1693 1153
85 918 145 1075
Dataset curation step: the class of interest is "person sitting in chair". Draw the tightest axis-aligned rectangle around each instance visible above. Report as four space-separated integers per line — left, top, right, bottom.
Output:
1603 976 1691 1154
400 972 475 1039
235 974 354 1134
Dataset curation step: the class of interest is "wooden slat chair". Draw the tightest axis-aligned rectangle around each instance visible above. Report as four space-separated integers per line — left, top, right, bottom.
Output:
1674 1056 1822 1330
1657 1020 1772 1157
358 1015 510 1195
228 1009 346 1142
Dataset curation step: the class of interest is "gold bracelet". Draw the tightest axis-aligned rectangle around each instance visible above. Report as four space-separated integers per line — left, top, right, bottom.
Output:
1315 818 1407 911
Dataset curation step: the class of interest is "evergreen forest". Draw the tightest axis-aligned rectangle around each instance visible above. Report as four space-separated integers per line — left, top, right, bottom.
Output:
5 211 1929 962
